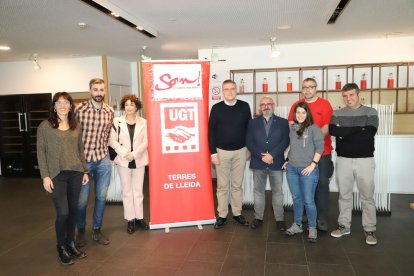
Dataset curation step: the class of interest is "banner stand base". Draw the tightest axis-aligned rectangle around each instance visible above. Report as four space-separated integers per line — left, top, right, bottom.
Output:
150 219 215 230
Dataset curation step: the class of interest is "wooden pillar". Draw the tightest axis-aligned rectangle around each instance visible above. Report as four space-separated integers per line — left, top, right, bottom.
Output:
102 55 109 105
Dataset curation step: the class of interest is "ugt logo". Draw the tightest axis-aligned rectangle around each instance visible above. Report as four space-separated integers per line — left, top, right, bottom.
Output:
160 102 199 154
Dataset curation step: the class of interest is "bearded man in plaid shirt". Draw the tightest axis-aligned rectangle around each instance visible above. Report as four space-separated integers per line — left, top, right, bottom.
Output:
75 78 114 247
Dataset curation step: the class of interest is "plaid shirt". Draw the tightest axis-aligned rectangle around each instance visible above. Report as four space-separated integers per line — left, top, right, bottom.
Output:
75 100 114 162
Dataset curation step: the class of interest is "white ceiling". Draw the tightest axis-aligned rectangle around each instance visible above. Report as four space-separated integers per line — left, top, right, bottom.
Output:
1 0 414 62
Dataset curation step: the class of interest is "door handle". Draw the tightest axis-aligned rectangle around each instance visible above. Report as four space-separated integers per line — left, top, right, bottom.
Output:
23 112 28 132
18 112 23 132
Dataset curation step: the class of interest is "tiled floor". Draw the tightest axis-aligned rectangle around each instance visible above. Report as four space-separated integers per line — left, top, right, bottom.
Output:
0 175 413 276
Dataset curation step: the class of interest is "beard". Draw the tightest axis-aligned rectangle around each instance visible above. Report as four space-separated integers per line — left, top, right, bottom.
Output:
92 95 104 103
262 109 273 117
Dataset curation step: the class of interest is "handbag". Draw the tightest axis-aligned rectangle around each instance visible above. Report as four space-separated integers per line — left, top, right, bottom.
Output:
109 123 120 161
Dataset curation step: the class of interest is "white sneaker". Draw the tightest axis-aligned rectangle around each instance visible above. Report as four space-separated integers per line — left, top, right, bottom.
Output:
308 228 317 243
285 223 303 236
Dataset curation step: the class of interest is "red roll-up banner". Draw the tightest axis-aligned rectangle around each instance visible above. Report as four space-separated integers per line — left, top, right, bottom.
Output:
142 60 216 229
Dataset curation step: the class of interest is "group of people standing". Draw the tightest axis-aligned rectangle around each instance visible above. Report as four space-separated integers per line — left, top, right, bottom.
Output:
37 78 149 265
37 75 379 265
208 78 379 245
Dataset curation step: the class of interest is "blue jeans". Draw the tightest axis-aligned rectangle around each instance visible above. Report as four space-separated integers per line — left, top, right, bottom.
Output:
77 155 112 230
286 164 319 229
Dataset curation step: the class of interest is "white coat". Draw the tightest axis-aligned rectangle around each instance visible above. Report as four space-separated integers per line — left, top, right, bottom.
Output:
109 115 148 168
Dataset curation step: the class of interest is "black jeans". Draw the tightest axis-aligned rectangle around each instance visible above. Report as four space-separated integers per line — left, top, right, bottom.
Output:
51 171 83 247
315 154 334 221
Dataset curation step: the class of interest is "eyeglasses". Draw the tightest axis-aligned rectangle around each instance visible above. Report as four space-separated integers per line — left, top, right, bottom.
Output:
302 85 316 90
260 103 273 107
55 100 70 106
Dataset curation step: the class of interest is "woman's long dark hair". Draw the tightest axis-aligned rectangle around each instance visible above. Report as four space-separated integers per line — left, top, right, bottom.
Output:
293 102 314 137
48 92 77 129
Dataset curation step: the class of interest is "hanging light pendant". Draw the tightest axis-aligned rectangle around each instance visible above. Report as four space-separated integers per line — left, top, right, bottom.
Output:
270 37 281 58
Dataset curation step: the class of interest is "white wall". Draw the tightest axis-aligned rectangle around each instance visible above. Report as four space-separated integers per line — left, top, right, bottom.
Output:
106 56 132 86
106 56 134 109
388 135 414 193
0 56 103 94
131 62 139 96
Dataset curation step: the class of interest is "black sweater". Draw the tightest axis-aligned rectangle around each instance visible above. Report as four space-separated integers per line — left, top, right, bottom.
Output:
329 105 378 158
208 100 251 154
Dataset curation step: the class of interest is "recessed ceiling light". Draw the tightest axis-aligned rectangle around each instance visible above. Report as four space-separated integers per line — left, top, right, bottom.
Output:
277 25 291 30
0 45 11 51
136 26 144 31
78 22 87 29
111 12 119 17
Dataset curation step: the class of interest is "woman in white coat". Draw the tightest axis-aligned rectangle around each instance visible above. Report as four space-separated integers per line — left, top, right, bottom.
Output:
110 94 149 234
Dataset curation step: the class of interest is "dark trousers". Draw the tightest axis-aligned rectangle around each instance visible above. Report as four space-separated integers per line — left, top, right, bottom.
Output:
51 171 83 247
315 154 334 221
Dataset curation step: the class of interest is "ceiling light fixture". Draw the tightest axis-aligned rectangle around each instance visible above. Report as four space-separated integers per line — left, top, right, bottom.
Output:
78 22 88 29
0 45 11 51
270 37 281 58
277 25 291 30
140 46 151 60
31 53 41 71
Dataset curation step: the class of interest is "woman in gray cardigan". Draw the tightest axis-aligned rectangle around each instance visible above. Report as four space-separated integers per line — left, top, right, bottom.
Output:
37 92 89 265
282 102 324 242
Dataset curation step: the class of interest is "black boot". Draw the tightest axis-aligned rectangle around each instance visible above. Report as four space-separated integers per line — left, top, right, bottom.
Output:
57 245 74 265
135 219 149 230
66 241 87 259
127 220 135 234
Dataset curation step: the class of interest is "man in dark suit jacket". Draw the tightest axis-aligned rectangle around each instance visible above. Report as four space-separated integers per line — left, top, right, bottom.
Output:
246 96 290 231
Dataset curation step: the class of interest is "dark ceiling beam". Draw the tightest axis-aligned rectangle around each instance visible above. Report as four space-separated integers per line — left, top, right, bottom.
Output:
327 0 351 24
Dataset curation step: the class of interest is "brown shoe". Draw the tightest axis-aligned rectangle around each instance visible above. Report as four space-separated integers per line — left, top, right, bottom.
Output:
92 228 110 245
75 228 87 248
